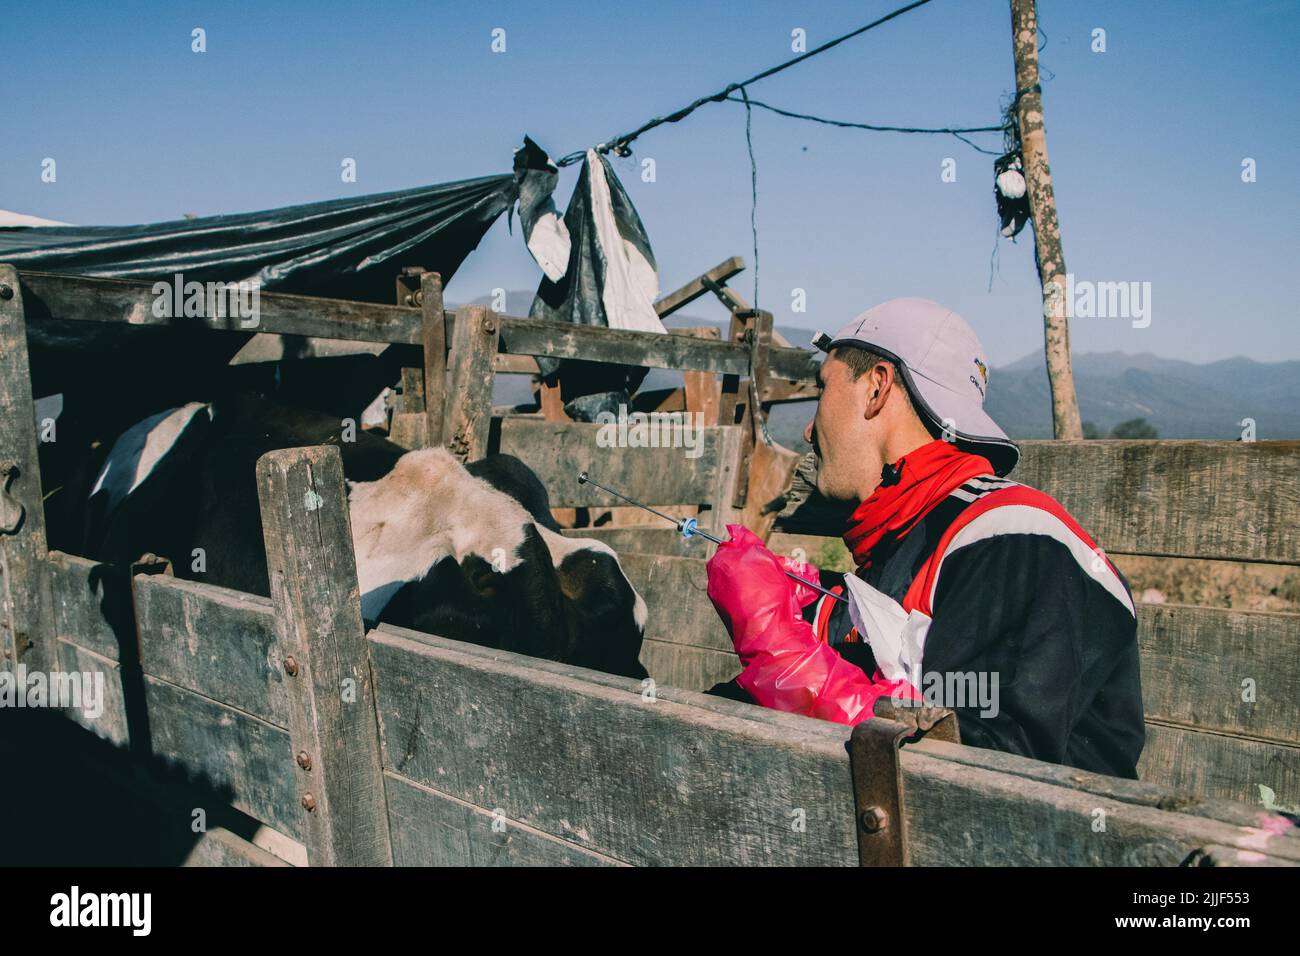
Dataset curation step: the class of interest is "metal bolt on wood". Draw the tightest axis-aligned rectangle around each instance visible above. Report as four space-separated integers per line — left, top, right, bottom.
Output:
296 751 313 771
858 807 889 834
0 284 12 300
283 655 299 677
301 793 317 812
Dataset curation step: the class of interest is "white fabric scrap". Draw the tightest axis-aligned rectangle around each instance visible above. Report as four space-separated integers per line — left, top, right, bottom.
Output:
586 149 666 335
841 574 931 688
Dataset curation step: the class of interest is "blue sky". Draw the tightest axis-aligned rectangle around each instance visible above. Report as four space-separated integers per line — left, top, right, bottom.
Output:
4 0 1298 365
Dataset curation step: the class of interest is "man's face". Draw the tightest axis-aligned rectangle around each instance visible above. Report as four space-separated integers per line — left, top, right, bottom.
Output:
804 353 883 502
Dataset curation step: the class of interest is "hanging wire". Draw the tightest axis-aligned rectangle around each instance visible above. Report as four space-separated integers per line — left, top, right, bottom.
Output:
722 95 1008 155
739 86 759 312
555 0 940 166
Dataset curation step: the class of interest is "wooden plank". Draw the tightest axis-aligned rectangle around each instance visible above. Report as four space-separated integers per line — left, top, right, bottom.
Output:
384 771 621 867
183 827 290 867
0 264 58 675
143 674 301 841
47 551 126 663
1139 721 1300 808
132 573 286 727
57 639 130 747
256 445 392 866
499 316 751 375
1137 603 1299 743
619 553 729 654
18 269 819 383
441 307 498 462
1013 440 1300 563
494 353 540 375
640 638 737 692
420 272 447 447
497 420 734 509
368 625 1300 866
387 411 429 450
20 269 424 345
654 256 744 319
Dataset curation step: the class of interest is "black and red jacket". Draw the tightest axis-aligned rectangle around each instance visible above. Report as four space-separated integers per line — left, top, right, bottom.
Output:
714 471 1147 779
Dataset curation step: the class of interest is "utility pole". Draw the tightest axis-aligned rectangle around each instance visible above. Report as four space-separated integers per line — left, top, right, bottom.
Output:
1010 0 1082 439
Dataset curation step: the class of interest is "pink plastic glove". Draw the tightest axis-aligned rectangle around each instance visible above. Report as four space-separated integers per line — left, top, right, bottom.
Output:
706 525 909 724
775 553 821 608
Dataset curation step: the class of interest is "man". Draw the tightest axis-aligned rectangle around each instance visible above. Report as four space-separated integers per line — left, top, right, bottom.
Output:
706 298 1145 778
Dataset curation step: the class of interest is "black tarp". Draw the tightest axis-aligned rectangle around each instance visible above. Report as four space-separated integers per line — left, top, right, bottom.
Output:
6 175 517 493
0 174 516 303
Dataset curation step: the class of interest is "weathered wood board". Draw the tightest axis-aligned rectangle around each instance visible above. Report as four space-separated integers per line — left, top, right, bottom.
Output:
182 828 291 867
1139 721 1300 810
142 675 300 842
384 771 620 867
57 639 130 748
368 625 1300 866
994 440 1297 564
498 420 739 511
1137 602 1299 743
133 573 286 727
777 440 1300 567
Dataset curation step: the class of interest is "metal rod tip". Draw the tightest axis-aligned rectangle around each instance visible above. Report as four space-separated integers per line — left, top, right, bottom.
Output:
577 471 589 484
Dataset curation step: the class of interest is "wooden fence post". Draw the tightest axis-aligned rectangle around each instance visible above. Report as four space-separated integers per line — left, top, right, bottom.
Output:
441 305 498 461
419 272 447 446
255 445 392 866
0 265 58 676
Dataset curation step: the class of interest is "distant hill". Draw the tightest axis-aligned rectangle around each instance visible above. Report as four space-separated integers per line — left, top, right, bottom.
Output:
464 291 1300 444
986 351 1300 440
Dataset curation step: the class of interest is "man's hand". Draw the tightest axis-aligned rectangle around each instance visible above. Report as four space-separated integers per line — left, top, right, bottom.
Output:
705 524 904 724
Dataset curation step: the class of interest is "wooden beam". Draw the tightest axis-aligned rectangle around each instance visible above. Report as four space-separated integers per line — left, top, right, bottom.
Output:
441 307 498 462
654 256 744 319
498 315 750 375
20 269 424 345
255 445 392 866
17 269 822 387
420 272 447 447
0 264 58 676
368 624 1300 866
498 420 735 509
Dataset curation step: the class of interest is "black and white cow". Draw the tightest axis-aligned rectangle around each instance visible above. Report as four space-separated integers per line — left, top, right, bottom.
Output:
54 394 648 679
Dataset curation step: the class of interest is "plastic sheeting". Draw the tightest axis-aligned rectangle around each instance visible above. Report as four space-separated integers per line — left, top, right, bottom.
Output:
0 174 517 303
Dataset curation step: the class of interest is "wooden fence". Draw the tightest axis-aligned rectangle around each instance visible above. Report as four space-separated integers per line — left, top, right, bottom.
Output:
3 264 1298 864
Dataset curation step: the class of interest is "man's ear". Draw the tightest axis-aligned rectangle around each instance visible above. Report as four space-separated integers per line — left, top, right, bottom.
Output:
861 362 893 420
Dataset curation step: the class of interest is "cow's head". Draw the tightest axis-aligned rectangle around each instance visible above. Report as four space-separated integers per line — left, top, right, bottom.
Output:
351 448 647 680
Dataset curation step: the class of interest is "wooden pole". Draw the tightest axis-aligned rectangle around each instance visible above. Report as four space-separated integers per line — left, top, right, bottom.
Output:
1010 0 1082 439
256 445 392 866
0 265 58 676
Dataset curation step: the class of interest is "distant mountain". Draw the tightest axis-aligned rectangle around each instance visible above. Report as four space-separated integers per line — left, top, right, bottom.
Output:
464 291 1300 443
986 351 1300 439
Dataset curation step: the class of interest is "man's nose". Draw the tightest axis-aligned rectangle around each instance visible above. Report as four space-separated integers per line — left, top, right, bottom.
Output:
804 418 815 444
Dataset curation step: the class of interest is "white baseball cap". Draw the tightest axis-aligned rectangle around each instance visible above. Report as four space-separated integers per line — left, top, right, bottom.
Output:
812 297 1020 476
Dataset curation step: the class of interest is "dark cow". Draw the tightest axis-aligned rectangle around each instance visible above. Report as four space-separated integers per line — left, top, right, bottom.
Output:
53 393 648 679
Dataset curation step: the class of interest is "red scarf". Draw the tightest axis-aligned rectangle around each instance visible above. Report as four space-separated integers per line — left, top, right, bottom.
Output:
843 440 994 570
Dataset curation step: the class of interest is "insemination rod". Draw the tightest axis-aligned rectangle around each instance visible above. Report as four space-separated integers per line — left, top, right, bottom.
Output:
577 471 847 604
